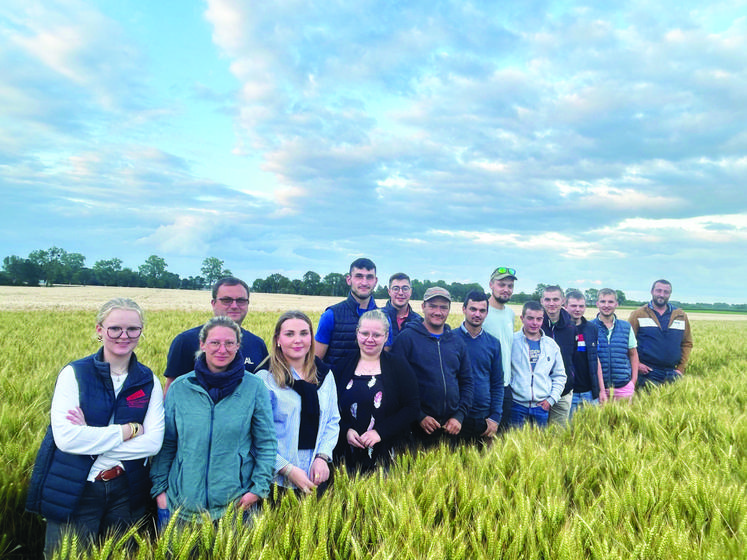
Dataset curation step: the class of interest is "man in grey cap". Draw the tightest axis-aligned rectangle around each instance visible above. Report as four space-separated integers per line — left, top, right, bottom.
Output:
390 287 474 447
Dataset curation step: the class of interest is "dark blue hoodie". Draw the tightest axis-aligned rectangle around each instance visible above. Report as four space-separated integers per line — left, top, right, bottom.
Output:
390 321 473 424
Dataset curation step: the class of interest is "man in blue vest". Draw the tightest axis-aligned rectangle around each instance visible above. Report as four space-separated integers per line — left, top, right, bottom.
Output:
315 258 390 370
592 289 639 401
629 279 693 387
163 277 268 393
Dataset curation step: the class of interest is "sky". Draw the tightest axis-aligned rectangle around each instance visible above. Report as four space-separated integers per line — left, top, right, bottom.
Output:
1 1 746 304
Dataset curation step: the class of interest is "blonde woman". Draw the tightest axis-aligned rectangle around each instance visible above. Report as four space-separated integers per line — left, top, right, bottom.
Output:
26 299 164 559
257 311 340 494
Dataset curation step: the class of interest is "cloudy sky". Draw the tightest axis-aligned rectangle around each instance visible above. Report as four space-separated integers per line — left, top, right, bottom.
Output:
1 1 745 303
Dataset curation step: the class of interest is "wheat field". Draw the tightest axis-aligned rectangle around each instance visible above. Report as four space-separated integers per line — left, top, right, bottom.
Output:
1 288 745 559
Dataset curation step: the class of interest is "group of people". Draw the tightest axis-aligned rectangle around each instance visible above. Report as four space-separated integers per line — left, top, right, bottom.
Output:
26 261 694 557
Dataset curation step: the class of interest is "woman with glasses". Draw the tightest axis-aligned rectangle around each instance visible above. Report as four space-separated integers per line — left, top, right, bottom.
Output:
334 310 420 473
150 316 276 524
26 298 165 559
257 311 340 495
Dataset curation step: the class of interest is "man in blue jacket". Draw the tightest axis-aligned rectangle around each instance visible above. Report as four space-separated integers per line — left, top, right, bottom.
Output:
565 291 606 418
391 287 473 447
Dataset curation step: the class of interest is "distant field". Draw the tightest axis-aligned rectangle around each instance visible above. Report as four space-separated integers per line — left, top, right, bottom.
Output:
1 285 745 321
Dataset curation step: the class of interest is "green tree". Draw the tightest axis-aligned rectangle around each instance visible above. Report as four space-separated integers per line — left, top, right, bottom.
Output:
2 255 42 285
584 288 599 304
201 257 232 287
138 255 168 287
615 290 626 305
322 273 348 297
93 258 123 286
29 246 68 286
302 271 321 295
61 252 86 283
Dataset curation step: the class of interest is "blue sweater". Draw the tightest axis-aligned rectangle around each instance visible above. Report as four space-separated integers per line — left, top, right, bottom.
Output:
457 325 504 424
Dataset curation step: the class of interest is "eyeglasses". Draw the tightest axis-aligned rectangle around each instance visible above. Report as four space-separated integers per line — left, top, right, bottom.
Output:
216 297 249 307
205 340 239 351
492 267 516 276
389 286 411 293
357 331 387 341
106 326 143 339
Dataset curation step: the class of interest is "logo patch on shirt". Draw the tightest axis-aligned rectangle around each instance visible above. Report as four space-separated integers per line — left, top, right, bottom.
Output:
126 389 148 408
671 320 686 330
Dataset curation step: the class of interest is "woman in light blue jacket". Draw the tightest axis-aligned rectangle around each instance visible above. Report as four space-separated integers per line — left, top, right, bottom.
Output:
257 311 340 495
150 316 276 523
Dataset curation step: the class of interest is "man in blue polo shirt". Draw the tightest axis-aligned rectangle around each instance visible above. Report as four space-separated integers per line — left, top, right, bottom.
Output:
315 258 391 370
163 277 268 393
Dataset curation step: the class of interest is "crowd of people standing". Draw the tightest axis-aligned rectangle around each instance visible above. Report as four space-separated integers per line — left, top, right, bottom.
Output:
26 260 694 557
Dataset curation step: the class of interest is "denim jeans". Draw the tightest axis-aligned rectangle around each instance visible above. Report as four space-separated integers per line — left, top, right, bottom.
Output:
44 476 144 559
569 390 597 420
510 402 549 428
638 367 680 388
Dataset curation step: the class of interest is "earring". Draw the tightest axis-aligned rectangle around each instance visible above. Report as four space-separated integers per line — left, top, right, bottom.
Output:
97 335 103 342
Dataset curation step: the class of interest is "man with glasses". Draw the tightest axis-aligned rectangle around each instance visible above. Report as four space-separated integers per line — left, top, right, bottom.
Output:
382 272 422 339
391 287 473 447
482 266 517 430
163 277 268 393
315 258 391 370
629 279 693 387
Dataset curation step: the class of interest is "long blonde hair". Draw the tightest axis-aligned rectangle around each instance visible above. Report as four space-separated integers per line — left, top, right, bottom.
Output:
269 310 318 388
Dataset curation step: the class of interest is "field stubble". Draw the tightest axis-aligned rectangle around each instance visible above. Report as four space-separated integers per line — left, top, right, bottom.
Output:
0 294 746 559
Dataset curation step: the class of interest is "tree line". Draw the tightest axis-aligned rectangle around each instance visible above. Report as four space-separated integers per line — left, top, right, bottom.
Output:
1 248 231 290
4 247 747 310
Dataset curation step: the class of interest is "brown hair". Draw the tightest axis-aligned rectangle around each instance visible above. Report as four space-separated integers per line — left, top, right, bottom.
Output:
269 310 318 388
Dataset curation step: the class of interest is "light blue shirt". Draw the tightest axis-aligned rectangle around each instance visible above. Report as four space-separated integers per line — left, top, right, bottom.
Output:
257 367 340 488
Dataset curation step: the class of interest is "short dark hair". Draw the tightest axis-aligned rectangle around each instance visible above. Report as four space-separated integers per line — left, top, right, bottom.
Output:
388 272 410 286
463 290 489 307
212 277 250 299
349 258 376 274
651 279 672 291
565 290 585 302
522 301 543 315
542 285 563 296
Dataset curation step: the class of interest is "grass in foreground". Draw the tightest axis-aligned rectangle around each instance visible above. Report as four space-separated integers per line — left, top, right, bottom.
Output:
1 313 745 559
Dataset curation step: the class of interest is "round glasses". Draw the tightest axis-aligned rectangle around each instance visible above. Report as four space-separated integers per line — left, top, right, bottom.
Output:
106 326 143 339
205 340 239 351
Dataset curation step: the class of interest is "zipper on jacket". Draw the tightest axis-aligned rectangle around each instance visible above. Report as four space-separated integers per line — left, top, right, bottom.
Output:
436 339 448 417
205 400 215 509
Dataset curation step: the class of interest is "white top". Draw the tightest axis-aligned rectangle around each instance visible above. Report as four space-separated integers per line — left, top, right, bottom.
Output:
50 364 165 481
482 305 516 386
257 367 340 488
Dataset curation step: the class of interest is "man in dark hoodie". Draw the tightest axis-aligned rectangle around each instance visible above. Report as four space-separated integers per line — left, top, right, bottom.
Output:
540 285 577 426
391 286 473 448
